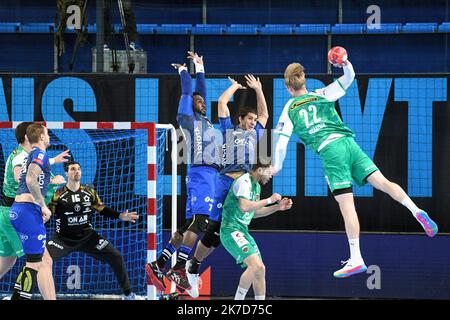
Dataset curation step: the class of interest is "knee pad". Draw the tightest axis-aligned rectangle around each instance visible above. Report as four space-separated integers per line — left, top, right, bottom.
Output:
187 214 209 235
201 220 221 248
25 253 43 263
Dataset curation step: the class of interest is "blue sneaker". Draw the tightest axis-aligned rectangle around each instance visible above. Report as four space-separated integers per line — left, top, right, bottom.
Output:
415 210 438 237
122 292 136 300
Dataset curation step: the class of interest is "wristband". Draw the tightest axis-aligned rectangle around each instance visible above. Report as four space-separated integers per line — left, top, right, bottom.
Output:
49 158 55 165
194 63 204 74
178 66 188 74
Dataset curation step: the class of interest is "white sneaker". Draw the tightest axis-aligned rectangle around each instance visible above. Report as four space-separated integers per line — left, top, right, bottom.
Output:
185 260 199 298
333 259 367 278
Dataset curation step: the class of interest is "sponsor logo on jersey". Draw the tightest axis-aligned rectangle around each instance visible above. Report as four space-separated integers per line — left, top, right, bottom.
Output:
276 122 284 131
68 215 88 225
95 239 109 250
48 240 64 250
37 234 46 241
231 231 249 248
74 204 81 212
290 97 317 109
9 211 18 221
33 158 44 166
18 233 28 241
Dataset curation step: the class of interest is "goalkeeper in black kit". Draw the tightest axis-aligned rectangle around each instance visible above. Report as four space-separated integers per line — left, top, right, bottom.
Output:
37 161 139 300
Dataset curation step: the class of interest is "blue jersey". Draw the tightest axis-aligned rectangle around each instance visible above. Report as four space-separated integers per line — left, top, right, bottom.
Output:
176 68 221 167
16 147 51 198
219 117 265 174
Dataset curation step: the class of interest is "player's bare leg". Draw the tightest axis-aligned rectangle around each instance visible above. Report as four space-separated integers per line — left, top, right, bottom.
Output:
37 249 56 300
0 256 17 279
367 171 438 237
234 254 266 300
333 193 367 278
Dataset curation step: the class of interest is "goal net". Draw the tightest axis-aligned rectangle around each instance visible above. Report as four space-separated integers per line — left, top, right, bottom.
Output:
0 122 177 300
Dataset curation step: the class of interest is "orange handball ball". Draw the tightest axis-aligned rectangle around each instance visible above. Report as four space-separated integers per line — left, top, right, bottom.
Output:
328 46 348 65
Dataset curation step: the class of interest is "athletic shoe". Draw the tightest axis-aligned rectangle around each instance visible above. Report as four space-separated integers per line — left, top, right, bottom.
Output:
145 261 166 292
415 210 438 237
166 267 192 291
122 292 136 300
185 260 199 298
333 259 367 278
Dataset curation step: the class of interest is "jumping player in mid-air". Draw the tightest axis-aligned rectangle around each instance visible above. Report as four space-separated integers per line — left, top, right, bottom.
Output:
146 51 221 292
185 74 269 298
273 50 438 278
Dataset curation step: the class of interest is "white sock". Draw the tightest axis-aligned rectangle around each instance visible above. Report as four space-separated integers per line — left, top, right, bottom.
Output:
234 286 248 300
349 238 363 262
255 295 265 300
401 196 420 216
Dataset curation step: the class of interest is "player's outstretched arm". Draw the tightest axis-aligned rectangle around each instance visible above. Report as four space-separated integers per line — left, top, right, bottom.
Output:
245 74 269 127
172 63 195 117
188 51 207 100
319 59 355 102
273 134 289 174
218 77 246 118
337 60 355 90
119 210 139 223
50 150 70 165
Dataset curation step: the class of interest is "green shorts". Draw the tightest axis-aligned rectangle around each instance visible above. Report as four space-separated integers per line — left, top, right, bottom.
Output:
319 137 379 193
0 205 24 257
220 225 261 268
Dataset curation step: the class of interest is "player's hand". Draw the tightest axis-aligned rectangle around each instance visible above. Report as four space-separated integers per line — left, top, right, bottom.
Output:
53 150 70 164
278 198 293 211
120 210 139 223
269 193 282 204
41 206 52 223
228 77 246 89
51 175 66 185
171 63 186 70
244 74 262 91
187 51 203 66
332 59 348 68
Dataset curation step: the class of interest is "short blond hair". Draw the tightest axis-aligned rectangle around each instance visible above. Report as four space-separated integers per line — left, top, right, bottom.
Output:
284 63 305 91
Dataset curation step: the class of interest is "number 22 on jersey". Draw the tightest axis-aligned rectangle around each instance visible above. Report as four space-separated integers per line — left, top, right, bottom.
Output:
299 105 321 128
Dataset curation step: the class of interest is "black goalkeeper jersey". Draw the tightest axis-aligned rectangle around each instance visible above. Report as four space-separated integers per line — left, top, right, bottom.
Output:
48 185 107 240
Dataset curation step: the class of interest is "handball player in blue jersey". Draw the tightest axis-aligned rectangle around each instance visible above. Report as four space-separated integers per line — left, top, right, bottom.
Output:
184 75 269 297
9 124 54 299
146 52 222 291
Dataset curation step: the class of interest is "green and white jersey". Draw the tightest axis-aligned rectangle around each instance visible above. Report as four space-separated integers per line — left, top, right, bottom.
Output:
221 173 261 229
275 80 354 153
2 145 28 199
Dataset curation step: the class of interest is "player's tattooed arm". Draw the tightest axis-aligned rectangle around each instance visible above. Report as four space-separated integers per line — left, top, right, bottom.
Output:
26 163 46 207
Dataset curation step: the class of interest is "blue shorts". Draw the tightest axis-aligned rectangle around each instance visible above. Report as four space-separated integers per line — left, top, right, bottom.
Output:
185 166 218 219
210 174 235 222
9 202 46 255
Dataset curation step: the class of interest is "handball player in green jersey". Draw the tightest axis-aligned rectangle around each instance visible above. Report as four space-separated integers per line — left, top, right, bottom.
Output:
220 161 292 300
273 50 438 278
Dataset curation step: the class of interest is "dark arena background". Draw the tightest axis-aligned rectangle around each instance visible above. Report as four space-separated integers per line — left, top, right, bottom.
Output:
0 0 450 304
